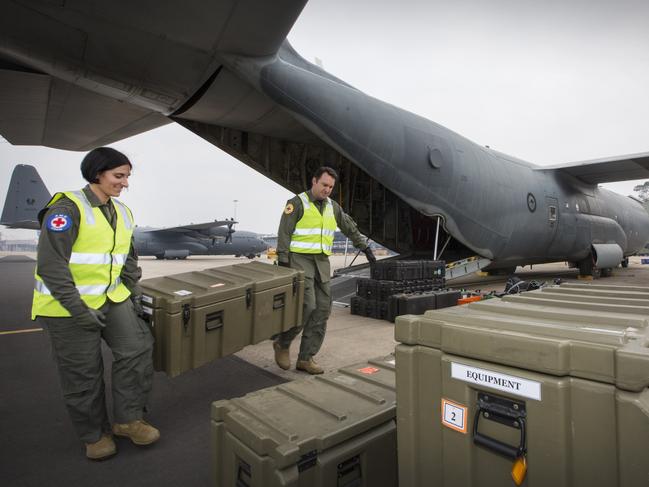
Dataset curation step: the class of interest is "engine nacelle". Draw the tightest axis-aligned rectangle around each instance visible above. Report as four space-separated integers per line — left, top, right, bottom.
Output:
163 249 191 259
591 243 623 269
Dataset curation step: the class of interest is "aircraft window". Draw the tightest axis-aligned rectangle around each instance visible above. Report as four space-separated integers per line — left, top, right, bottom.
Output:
549 206 557 222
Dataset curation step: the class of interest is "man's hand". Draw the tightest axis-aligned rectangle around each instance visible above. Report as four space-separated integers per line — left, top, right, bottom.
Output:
76 308 107 329
363 247 376 264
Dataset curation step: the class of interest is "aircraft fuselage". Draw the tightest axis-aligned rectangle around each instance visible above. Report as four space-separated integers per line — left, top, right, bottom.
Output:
224 45 649 267
134 228 267 259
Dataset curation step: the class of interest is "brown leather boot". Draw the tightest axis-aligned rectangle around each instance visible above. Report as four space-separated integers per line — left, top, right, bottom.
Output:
296 358 324 375
85 434 116 460
113 420 160 446
273 341 291 370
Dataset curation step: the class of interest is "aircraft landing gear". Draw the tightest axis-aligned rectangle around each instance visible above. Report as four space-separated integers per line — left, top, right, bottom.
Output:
486 267 517 276
246 254 255 259
577 257 594 279
621 258 629 268
600 267 614 277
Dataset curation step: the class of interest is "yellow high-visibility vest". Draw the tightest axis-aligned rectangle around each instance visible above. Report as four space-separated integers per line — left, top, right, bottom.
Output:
31 190 134 319
289 192 337 255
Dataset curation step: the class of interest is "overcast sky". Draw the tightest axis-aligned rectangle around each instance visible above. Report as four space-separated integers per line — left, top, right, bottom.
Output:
2 0 649 240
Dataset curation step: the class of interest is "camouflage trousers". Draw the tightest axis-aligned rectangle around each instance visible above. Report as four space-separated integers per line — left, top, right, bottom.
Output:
274 254 332 361
40 299 154 443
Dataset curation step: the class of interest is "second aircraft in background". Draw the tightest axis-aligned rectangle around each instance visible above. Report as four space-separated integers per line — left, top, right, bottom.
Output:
1 164 268 260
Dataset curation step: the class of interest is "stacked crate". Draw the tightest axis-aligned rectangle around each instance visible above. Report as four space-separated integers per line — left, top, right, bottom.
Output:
350 260 446 321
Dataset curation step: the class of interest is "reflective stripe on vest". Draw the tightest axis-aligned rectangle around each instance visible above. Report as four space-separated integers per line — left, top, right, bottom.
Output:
35 277 123 296
31 190 135 319
289 192 337 255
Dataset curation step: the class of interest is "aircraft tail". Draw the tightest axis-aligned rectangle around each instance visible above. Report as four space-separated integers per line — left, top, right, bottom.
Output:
1 165 51 230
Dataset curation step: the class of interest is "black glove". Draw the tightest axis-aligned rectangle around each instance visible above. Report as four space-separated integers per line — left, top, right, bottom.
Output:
76 308 107 329
278 260 291 268
131 293 145 317
363 247 376 264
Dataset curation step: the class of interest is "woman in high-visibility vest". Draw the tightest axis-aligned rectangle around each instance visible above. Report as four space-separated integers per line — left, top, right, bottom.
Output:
32 147 158 460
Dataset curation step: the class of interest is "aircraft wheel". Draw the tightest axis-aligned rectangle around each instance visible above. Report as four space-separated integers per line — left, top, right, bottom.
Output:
155 255 164 260
578 258 593 277
600 268 613 277
247 254 255 259
489 267 516 276
621 258 629 268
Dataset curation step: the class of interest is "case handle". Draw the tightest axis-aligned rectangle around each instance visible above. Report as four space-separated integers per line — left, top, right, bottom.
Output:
337 454 362 487
205 310 224 331
273 293 286 310
473 405 526 460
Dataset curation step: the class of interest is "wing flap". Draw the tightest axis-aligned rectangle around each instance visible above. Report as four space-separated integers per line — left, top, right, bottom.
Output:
0 67 170 150
539 152 649 184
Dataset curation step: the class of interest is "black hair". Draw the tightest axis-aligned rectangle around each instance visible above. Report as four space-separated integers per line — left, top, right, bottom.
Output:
313 166 338 181
80 147 132 183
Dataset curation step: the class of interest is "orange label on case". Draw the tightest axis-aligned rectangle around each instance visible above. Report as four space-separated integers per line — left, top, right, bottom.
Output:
358 367 380 374
441 398 468 434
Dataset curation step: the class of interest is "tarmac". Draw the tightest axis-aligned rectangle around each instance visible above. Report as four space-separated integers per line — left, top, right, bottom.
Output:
2 251 649 486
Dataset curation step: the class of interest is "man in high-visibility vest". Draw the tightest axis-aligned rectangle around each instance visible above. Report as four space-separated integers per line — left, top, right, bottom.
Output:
32 147 158 460
273 166 375 374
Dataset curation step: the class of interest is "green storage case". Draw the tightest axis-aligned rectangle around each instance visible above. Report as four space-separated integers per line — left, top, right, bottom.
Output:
395 283 649 487
140 262 304 378
211 356 397 487
207 261 304 342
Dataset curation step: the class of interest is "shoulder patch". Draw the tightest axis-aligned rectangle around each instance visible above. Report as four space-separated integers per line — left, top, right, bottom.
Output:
46 213 72 232
284 203 294 215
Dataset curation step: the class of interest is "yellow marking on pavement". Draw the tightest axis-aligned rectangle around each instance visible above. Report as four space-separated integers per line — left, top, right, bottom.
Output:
0 327 43 336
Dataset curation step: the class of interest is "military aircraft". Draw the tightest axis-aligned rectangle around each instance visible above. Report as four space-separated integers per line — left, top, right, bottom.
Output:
1 1 648 275
1 165 268 260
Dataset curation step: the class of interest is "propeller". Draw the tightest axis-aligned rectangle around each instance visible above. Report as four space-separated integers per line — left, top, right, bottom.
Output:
224 217 236 244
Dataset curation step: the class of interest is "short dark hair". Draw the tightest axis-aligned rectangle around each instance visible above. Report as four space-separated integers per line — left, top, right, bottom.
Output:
313 166 338 181
80 147 132 183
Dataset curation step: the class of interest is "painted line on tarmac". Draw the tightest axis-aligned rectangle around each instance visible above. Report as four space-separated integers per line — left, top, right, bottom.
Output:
0 327 43 336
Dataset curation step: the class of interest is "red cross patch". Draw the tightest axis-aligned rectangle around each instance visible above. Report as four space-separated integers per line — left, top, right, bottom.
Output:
46 213 72 232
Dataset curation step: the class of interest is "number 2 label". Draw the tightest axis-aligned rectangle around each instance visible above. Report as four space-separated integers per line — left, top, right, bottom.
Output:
441 398 468 434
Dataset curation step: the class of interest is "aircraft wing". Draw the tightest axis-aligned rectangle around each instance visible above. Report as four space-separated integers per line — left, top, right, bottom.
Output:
539 152 649 184
0 0 310 151
140 220 236 236
0 60 171 151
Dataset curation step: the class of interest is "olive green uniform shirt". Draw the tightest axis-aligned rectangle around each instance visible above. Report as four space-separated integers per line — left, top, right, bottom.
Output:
277 190 368 281
36 185 141 318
